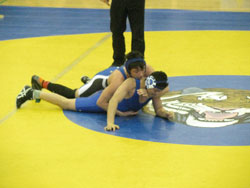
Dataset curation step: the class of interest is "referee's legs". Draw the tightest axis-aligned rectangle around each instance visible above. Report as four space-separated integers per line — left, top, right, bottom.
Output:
127 0 145 57
110 0 127 66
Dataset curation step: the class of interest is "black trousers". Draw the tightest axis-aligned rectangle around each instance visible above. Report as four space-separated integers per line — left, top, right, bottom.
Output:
110 0 145 66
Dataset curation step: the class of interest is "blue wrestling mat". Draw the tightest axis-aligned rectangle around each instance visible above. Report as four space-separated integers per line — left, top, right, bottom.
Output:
64 75 250 146
1 6 250 40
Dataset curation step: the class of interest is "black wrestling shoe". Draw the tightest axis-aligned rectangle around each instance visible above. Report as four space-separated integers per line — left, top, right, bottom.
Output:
31 75 42 90
81 76 90 84
16 85 33 109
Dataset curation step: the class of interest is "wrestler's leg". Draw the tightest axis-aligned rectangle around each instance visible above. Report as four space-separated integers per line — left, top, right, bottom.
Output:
39 91 76 110
16 85 76 110
77 75 108 97
77 66 118 97
31 75 77 98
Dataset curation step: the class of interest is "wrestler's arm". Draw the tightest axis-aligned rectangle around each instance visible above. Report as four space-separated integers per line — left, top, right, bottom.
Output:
104 78 137 131
96 70 124 111
145 64 154 76
96 80 122 111
152 97 174 120
152 86 174 120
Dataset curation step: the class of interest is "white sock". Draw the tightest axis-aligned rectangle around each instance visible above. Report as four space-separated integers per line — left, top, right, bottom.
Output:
33 90 41 99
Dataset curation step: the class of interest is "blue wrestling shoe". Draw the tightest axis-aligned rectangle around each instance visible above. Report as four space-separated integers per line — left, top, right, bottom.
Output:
16 85 33 108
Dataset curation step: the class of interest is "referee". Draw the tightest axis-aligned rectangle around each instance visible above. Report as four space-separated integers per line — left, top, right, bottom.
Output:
101 0 145 66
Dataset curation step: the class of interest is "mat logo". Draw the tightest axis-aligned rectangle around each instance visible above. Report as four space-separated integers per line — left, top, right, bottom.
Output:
144 88 250 128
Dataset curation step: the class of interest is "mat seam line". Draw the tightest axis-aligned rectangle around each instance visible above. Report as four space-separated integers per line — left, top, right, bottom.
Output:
0 33 111 125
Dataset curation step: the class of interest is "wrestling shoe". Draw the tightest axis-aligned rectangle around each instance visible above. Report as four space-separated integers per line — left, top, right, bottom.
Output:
31 75 43 90
16 85 33 109
81 76 90 84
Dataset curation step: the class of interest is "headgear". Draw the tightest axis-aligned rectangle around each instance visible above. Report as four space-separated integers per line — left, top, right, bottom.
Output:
145 75 169 90
124 58 146 75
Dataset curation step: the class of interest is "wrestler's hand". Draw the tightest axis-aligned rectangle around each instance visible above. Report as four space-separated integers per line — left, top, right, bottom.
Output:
137 89 148 97
166 111 175 121
117 110 139 117
104 123 120 131
100 0 110 6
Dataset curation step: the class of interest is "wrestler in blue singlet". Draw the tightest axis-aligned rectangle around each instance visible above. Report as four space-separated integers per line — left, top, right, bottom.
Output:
78 66 128 97
94 66 127 79
75 79 151 113
117 66 127 79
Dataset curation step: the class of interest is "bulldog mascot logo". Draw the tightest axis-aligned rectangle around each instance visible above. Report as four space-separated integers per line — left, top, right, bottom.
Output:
143 87 250 128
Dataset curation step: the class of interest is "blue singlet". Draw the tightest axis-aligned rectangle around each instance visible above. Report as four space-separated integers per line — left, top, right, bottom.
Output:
75 79 151 113
94 66 127 79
